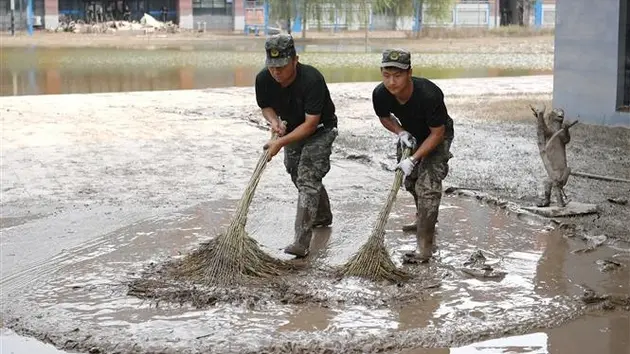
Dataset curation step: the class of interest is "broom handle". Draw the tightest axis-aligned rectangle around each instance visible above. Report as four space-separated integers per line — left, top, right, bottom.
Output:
370 147 412 241
232 122 286 226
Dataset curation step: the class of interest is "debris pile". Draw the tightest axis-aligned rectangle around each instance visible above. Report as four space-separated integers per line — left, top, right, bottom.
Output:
53 13 179 34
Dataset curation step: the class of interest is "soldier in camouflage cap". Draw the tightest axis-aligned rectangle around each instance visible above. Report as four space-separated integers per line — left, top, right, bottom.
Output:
380 48 412 70
372 48 455 263
256 34 339 258
265 33 297 67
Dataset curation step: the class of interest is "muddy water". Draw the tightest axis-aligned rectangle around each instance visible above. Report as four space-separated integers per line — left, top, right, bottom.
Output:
0 47 547 96
2 166 627 353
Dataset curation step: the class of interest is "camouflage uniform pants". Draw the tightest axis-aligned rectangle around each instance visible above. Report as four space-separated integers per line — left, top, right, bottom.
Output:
284 127 338 246
397 139 453 232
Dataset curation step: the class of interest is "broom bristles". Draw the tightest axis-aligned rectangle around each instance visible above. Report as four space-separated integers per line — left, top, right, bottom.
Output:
175 127 294 285
339 147 412 283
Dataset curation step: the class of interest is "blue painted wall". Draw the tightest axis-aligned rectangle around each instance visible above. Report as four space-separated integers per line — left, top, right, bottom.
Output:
553 0 630 126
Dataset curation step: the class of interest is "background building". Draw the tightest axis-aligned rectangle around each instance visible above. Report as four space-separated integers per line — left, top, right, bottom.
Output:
553 0 630 126
1 0 555 32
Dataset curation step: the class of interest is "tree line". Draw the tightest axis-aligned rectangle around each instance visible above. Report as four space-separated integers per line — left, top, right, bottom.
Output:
267 0 455 38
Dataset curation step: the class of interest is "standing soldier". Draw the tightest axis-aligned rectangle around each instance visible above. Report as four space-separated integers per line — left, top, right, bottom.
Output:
372 48 454 263
255 34 338 258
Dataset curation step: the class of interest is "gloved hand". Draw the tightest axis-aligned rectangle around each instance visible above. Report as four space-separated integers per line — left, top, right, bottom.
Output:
397 131 417 149
397 157 417 177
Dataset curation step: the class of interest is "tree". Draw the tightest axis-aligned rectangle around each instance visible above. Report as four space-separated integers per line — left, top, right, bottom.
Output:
267 0 319 39
266 0 454 39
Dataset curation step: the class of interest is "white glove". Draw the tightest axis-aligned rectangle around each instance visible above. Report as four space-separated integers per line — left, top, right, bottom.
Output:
397 131 417 149
397 157 417 177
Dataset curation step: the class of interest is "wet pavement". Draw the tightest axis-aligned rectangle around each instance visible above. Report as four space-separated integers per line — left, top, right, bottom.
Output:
1 75 629 353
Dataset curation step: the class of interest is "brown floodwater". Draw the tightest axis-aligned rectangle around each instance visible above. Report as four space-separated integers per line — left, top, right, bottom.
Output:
2 170 627 352
0 46 550 96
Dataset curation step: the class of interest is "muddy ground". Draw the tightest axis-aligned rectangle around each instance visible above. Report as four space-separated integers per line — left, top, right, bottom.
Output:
1 75 629 353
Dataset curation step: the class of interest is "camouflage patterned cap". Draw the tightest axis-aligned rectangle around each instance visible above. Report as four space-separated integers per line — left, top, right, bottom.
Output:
380 48 411 70
265 34 297 67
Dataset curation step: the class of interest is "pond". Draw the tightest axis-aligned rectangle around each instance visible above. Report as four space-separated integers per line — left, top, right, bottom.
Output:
0 46 550 96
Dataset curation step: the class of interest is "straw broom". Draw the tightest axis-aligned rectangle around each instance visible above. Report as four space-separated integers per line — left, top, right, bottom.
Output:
176 127 294 285
338 147 412 283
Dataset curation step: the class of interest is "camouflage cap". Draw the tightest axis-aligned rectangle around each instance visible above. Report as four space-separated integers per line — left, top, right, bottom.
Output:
380 48 411 70
265 34 297 67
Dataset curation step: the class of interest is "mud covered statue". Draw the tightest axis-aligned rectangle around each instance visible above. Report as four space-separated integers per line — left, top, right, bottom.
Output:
530 104 579 207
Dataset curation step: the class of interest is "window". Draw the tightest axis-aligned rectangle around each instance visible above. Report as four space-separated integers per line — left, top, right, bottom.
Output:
619 0 630 110
193 0 233 15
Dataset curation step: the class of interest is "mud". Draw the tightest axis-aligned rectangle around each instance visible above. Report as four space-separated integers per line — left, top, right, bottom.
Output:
3 193 628 353
2 75 629 353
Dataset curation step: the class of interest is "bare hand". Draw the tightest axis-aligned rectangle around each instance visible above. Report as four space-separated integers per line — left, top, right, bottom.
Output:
263 140 283 161
271 120 286 137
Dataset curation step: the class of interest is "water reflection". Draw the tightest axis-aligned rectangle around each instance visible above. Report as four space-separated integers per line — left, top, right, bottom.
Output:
0 47 548 96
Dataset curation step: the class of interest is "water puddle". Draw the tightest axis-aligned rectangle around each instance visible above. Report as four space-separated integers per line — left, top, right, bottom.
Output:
0 47 549 96
1 329 71 354
2 178 627 352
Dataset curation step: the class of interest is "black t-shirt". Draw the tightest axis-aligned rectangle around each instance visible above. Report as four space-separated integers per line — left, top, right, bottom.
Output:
372 77 454 143
255 63 337 133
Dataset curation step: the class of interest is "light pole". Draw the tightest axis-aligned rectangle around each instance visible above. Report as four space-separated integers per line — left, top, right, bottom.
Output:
10 0 15 36
287 0 292 34
27 0 34 36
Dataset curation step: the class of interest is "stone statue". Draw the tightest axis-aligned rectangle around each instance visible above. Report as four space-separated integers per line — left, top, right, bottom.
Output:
530 104 579 208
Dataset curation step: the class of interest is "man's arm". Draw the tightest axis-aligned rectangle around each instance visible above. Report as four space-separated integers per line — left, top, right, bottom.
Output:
411 125 445 161
255 72 285 134
276 114 320 146
379 115 405 135
261 107 279 124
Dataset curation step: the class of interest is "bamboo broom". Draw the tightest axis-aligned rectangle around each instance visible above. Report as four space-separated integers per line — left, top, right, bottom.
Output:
338 148 412 283
176 126 294 285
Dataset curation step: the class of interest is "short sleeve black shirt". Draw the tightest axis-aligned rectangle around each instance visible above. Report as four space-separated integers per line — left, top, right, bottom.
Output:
255 63 337 133
372 77 454 143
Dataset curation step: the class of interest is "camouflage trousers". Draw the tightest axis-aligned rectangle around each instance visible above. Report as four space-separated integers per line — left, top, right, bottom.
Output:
284 127 338 247
396 139 453 232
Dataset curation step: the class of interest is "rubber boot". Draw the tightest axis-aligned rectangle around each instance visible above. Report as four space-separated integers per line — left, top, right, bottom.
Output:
284 194 317 258
402 194 419 232
403 207 436 264
402 212 418 232
403 214 440 232
313 186 332 228
403 229 435 264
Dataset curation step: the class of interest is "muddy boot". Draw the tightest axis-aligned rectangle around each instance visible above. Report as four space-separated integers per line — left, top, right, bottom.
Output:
403 231 434 264
403 238 433 263
313 186 332 228
402 213 418 232
284 242 310 258
284 195 317 258
402 214 440 233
